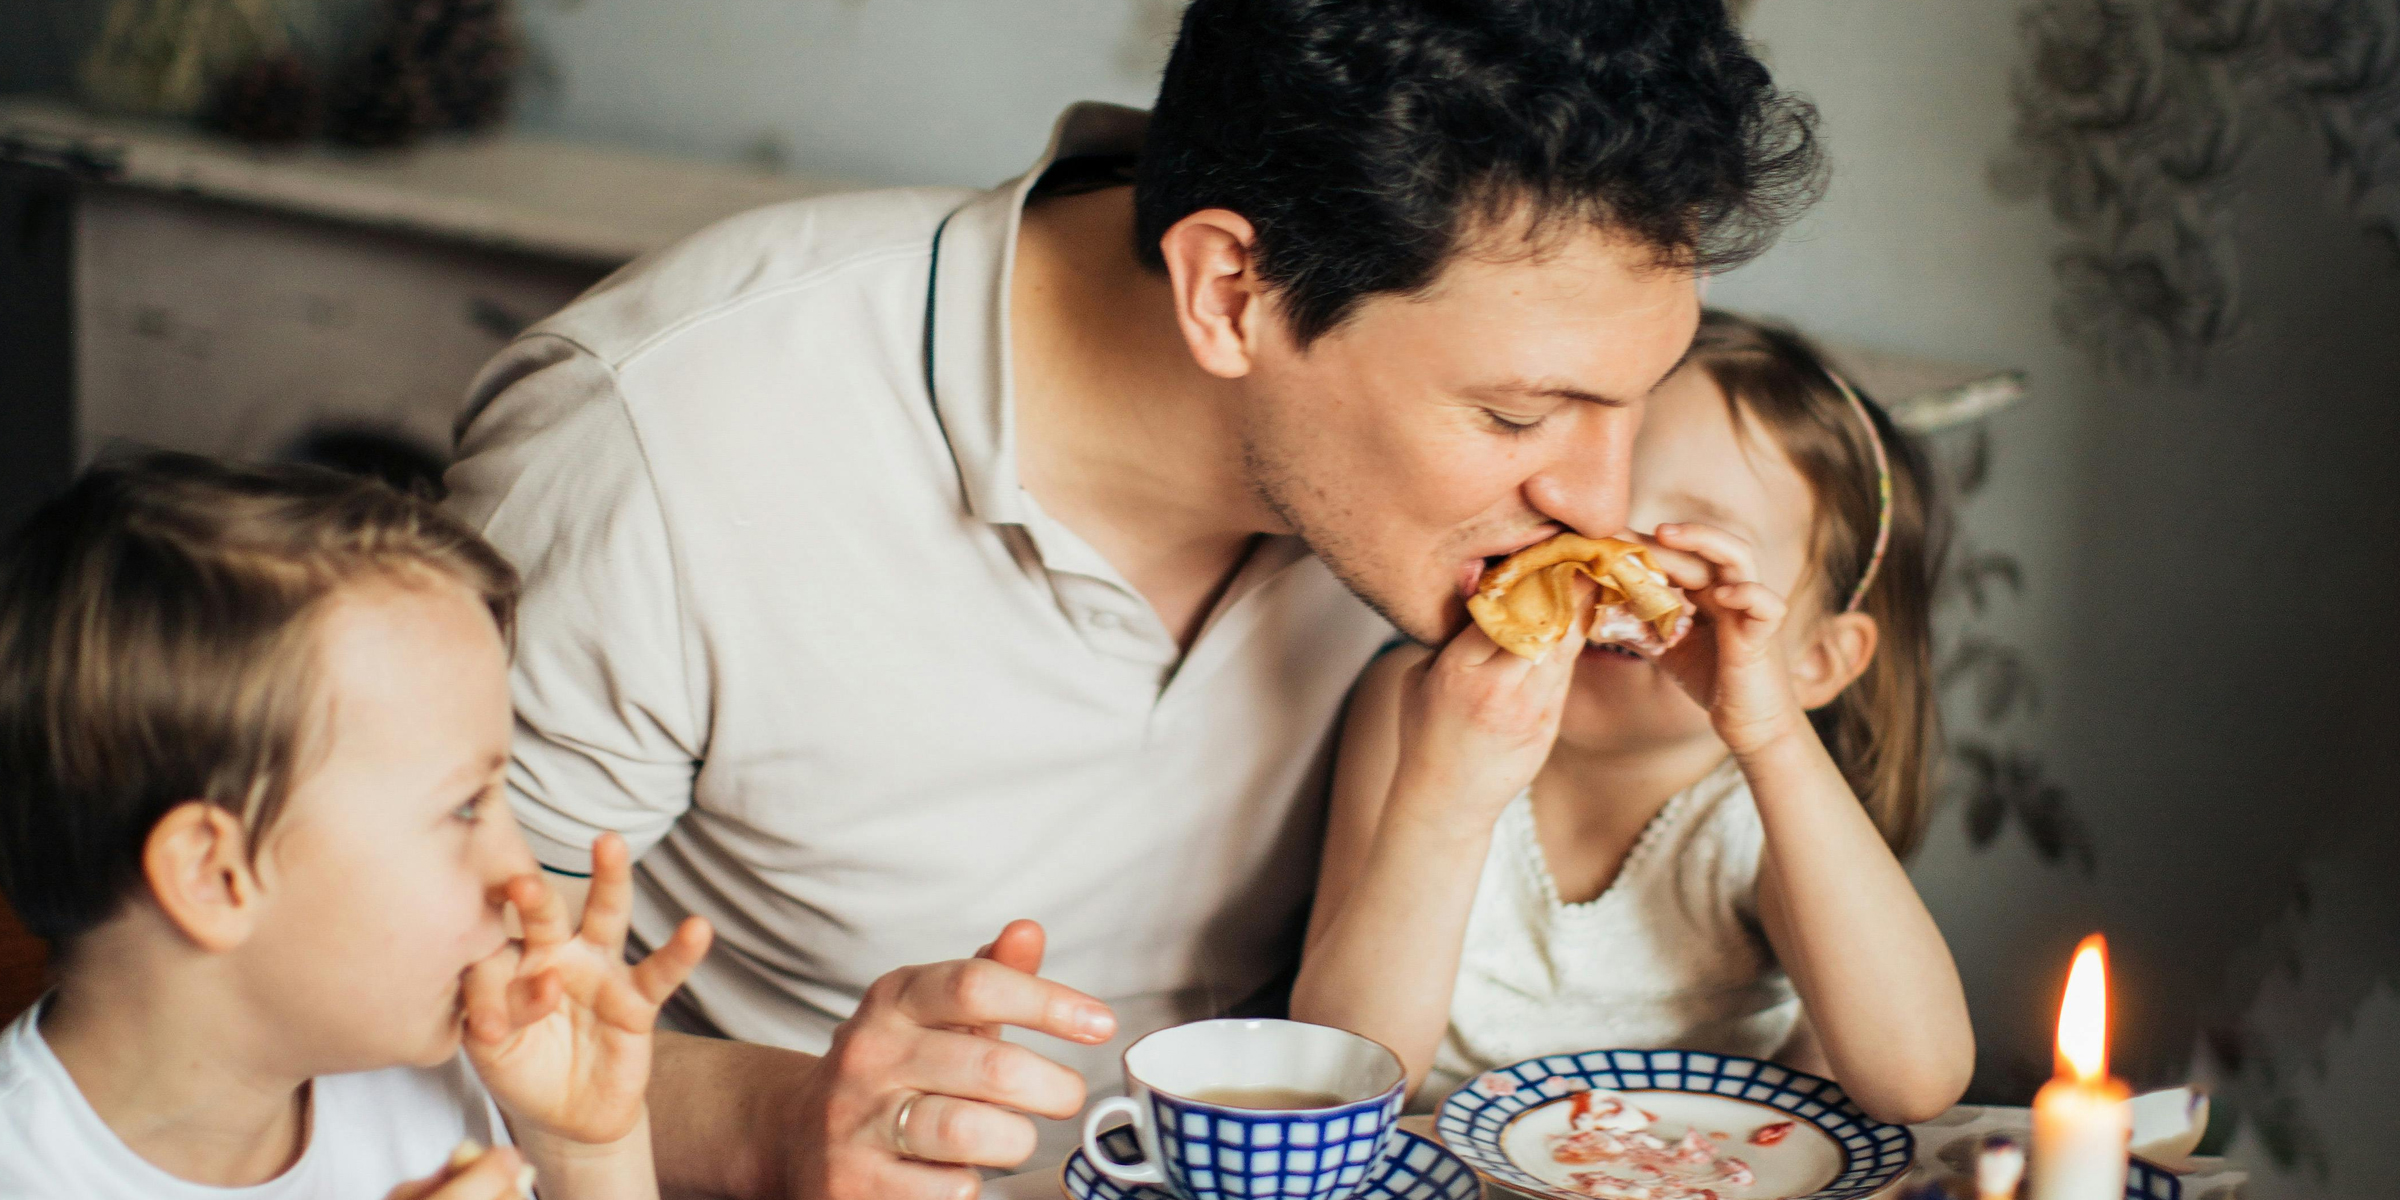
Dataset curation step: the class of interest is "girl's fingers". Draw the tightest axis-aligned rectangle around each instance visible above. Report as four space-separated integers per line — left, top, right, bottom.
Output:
508 873 575 948
1655 522 1760 586
1437 617 1509 670
1531 605 1590 685
1639 540 1716 593
1711 581 1787 625
579 832 635 952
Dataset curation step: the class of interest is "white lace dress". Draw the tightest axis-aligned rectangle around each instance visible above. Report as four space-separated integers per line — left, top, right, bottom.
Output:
1419 758 1801 1109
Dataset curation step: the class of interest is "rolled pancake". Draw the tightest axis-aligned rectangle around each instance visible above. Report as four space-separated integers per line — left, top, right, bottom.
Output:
1467 534 1692 661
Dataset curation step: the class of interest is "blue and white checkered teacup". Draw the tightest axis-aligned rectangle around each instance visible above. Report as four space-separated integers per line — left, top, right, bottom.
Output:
1081 1019 1407 1200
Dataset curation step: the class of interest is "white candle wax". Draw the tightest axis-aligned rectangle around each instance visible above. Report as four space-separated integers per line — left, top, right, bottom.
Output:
2029 1075 2130 1200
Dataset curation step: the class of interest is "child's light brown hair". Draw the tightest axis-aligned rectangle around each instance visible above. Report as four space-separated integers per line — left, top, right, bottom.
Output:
1687 310 1947 857
0 452 519 948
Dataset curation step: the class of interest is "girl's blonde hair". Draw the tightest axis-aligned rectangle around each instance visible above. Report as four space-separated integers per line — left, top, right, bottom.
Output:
1687 311 1947 857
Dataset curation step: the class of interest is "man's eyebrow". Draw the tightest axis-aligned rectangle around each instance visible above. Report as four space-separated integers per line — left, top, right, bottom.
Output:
1483 343 1698 409
1483 381 1637 408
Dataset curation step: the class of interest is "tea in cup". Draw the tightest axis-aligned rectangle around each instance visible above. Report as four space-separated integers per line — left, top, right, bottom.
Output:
1081 1019 1406 1200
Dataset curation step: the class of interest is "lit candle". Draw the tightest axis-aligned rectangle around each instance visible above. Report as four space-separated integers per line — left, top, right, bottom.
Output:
2029 935 2131 1200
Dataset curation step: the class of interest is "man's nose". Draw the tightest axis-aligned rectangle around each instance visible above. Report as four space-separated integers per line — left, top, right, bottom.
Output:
1523 407 1637 537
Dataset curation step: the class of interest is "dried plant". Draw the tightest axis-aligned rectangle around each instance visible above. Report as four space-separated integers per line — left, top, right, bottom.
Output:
1929 427 2095 873
1997 0 2400 378
80 0 297 118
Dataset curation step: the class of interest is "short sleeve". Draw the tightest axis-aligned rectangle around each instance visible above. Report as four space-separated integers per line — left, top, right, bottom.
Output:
445 335 706 872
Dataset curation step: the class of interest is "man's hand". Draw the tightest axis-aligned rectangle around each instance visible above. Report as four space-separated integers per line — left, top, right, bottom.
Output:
787 919 1117 1200
463 832 714 1147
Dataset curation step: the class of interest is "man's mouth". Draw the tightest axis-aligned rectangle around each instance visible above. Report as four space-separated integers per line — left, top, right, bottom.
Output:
1457 530 1566 599
1458 558 1491 599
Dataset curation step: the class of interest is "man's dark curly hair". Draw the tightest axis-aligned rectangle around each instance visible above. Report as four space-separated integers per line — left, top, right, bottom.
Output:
1132 0 1824 345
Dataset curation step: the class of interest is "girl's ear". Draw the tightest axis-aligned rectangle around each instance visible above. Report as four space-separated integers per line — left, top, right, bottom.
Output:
1790 611 1879 712
142 801 265 952
1157 207 1270 380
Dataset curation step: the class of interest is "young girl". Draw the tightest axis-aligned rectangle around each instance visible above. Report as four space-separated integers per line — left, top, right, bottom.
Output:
1291 312 1972 1125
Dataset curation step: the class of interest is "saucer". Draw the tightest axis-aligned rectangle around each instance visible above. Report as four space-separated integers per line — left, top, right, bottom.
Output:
1435 1049 1912 1200
1063 1126 1480 1200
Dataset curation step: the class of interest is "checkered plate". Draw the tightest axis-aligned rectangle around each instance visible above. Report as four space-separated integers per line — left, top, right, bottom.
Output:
1434 1050 1913 1200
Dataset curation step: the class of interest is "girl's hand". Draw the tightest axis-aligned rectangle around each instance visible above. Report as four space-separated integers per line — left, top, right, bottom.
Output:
463 833 713 1147
1390 606 1588 827
1648 522 1809 756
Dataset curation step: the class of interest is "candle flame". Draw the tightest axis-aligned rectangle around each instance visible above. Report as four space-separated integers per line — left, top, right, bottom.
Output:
2056 934 2109 1082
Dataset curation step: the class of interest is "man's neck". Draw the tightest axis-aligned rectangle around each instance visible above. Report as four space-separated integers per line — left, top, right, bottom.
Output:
39 922 311 1187
1011 186 1276 649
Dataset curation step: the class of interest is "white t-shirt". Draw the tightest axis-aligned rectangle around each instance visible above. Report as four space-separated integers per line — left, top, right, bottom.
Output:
1422 759 1801 1107
0 1000 510 1199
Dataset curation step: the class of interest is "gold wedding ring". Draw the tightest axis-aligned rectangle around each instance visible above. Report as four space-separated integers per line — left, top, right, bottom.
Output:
893 1091 925 1160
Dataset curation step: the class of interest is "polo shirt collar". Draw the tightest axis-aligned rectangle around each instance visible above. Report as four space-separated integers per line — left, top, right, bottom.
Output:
926 101 1150 525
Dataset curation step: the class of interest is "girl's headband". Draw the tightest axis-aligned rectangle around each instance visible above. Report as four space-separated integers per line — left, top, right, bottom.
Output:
1823 368 1893 614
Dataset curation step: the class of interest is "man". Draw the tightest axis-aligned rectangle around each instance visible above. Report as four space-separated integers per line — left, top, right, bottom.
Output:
445 2 1820 1197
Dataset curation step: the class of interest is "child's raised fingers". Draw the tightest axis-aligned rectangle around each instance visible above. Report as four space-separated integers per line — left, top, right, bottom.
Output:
506 873 575 948
578 832 635 952
628 916 714 1009
504 967 564 1032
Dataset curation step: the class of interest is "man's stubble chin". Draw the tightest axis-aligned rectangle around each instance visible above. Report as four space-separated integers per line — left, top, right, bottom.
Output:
1239 436 1451 648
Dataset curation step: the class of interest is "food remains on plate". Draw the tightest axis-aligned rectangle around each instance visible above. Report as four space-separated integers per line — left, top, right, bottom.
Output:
1544 1090 1789 1200
1746 1121 1794 1148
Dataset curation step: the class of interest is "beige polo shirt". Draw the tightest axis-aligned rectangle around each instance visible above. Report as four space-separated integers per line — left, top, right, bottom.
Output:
445 104 1394 1078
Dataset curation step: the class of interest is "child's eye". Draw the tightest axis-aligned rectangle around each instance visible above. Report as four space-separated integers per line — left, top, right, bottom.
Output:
1484 410 1546 435
451 792 485 824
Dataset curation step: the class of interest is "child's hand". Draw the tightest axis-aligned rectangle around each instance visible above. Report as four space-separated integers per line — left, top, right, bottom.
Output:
384 1143 531 1200
463 833 713 1147
1648 522 1809 756
1389 606 1588 825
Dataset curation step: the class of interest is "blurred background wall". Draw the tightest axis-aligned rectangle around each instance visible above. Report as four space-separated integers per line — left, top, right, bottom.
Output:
5 1 2395 1194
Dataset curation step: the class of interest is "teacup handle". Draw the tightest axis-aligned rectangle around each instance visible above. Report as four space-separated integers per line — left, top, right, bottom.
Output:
1081 1096 1168 1188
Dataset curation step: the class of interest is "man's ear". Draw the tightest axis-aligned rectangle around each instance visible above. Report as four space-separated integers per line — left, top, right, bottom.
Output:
1790 611 1880 712
1156 207 1270 379
142 801 264 952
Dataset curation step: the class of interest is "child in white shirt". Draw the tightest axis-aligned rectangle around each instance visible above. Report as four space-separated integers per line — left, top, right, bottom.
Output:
1293 312 1973 1123
0 453 713 1199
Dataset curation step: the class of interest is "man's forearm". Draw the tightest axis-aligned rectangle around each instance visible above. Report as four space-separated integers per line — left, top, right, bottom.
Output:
650 1030 819 1199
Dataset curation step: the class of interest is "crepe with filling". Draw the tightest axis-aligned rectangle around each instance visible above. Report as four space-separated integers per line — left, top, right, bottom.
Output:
1467 533 1691 661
